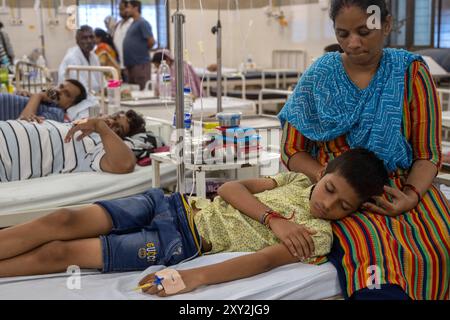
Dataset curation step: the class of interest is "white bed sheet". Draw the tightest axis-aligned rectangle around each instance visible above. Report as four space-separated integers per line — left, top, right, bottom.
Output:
0 253 341 300
119 97 256 121
0 164 177 226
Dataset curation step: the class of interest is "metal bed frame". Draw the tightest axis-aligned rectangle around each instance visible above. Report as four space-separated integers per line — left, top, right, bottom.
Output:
201 50 305 98
14 60 54 93
64 65 119 115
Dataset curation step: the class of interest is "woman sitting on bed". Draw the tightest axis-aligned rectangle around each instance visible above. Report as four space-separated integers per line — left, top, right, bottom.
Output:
278 0 450 299
0 109 146 182
0 149 388 297
0 79 92 122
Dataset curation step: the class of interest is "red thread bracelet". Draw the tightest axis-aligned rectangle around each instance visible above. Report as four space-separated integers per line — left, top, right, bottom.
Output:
264 210 296 229
403 184 421 205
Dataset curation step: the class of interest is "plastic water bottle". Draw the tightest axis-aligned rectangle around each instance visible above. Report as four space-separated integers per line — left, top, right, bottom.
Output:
184 87 194 113
107 79 121 114
0 83 7 93
0 65 8 88
36 55 46 67
158 60 171 102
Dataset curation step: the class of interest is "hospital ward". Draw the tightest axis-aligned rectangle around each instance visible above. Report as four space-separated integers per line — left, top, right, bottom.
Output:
0 0 448 302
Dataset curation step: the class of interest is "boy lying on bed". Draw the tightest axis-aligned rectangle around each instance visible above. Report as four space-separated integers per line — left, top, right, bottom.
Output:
0 79 96 122
0 109 146 182
0 148 389 296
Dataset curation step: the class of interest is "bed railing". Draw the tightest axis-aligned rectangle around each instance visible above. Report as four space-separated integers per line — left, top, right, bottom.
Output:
65 65 120 115
438 88 450 141
438 88 450 111
272 49 307 72
145 116 173 145
14 61 54 93
257 88 292 115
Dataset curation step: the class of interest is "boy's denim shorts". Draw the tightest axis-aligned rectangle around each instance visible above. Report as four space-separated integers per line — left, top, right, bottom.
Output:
95 188 201 273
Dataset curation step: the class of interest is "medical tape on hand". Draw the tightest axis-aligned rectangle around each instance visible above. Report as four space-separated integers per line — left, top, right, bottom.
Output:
155 268 186 294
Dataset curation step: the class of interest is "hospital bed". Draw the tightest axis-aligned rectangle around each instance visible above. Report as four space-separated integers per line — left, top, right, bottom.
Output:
257 88 293 115
14 60 54 93
440 88 450 126
64 65 120 115
1 175 449 300
422 56 450 86
198 50 305 98
0 253 342 300
0 113 177 228
0 164 178 228
119 96 257 121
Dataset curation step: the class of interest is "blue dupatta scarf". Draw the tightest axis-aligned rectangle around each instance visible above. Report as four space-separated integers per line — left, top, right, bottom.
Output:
278 48 424 172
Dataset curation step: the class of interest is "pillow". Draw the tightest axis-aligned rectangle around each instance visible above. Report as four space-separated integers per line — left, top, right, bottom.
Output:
125 131 166 160
65 94 99 121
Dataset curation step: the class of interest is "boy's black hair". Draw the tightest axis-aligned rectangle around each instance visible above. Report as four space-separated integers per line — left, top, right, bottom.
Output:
65 79 87 105
329 0 390 23
114 109 146 137
325 148 389 202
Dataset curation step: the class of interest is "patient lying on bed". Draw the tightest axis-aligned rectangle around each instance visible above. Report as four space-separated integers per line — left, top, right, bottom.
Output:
0 79 92 122
0 109 146 182
0 148 388 296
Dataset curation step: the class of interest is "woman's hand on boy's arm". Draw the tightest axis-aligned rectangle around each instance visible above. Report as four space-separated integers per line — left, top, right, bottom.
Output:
269 218 316 259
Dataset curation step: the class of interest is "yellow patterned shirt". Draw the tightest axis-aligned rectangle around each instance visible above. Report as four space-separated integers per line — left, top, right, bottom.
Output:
191 172 333 263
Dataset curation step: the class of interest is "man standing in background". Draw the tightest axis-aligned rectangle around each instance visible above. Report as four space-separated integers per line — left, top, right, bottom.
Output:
58 25 102 116
58 25 102 94
113 0 134 82
123 0 155 90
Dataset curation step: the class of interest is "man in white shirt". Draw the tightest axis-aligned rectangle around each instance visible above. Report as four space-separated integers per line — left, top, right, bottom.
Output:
113 0 134 81
58 25 103 95
58 25 104 120
0 110 146 182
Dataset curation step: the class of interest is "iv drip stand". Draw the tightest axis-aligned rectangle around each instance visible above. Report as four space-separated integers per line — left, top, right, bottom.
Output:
211 0 222 113
173 0 186 193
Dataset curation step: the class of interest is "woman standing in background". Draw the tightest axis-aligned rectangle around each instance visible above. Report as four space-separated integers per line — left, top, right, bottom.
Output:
94 28 121 79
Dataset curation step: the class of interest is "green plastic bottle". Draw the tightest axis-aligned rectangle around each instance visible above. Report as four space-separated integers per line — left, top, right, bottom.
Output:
0 65 9 88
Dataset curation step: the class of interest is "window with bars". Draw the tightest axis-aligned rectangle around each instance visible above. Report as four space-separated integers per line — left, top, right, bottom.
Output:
76 0 169 49
436 0 450 48
388 0 449 49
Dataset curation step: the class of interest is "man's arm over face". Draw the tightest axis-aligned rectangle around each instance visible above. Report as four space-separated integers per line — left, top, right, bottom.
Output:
65 118 136 174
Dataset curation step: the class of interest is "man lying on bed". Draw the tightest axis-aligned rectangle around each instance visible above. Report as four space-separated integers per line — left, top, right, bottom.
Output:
0 109 146 182
0 148 388 298
0 79 96 122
